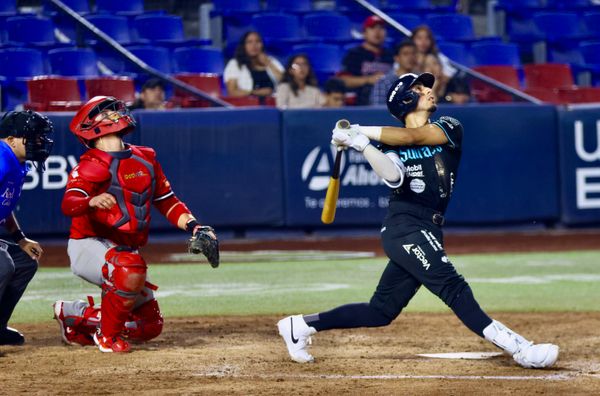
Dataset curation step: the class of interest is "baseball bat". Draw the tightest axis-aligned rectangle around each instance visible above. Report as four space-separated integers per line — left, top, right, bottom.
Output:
321 119 350 224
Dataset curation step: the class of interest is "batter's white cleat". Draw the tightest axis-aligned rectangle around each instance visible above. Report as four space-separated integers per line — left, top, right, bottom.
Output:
277 315 317 363
483 320 559 368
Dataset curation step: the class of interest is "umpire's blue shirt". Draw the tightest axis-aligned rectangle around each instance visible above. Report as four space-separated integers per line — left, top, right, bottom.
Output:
0 140 28 224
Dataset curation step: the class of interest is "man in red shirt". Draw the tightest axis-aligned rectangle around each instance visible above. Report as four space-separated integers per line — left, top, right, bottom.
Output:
53 96 218 353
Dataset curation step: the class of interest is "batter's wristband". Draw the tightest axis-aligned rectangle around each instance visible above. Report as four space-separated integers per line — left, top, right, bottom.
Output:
11 229 26 243
185 220 200 234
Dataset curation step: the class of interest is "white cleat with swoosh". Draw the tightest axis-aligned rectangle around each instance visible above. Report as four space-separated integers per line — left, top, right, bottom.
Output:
277 315 317 363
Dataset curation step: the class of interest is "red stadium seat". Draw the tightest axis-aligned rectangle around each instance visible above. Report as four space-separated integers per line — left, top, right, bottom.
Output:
472 65 521 103
173 74 222 108
524 63 575 89
25 77 82 111
85 77 136 105
522 87 564 104
558 87 600 103
220 96 261 107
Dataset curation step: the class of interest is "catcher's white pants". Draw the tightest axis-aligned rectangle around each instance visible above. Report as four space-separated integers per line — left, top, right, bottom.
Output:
62 238 155 318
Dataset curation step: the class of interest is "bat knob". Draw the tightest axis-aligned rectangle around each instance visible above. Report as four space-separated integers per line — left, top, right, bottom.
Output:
336 119 350 129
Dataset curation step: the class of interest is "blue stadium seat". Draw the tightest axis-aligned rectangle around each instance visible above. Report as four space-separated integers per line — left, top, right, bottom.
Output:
425 14 475 41
292 43 343 84
335 0 381 12
252 13 302 42
533 12 588 42
303 12 352 43
43 0 90 14
124 46 171 74
6 15 56 46
471 42 521 67
583 12 600 38
0 0 17 15
133 14 185 43
213 0 261 14
495 0 544 11
0 48 45 78
48 48 99 77
386 13 423 39
437 41 473 67
580 41 600 68
86 15 131 45
266 0 312 13
96 0 144 15
384 0 432 11
173 47 224 74
546 0 592 9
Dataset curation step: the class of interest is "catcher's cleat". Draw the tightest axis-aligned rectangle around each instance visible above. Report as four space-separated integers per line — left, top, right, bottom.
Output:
277 315 317 363
483 320 559 368
53 301 94 346
0 327 25 346
93 331 130 353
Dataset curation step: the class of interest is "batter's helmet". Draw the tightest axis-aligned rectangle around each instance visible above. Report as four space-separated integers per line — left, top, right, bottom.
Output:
0 110 54 169
386 72 435 121
70 96 135 147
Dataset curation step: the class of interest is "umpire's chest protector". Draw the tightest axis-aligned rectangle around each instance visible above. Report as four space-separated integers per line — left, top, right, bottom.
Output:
87 147 156 234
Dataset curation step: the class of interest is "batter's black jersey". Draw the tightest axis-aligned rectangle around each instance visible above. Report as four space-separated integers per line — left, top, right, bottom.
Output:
381 116 463 214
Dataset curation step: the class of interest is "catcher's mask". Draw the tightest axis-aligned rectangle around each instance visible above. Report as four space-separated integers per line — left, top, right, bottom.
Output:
386 72 435 122
70 96 135 147
0 110 54 171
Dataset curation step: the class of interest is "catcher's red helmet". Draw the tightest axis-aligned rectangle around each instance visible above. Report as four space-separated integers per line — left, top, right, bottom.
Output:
70 96 136 146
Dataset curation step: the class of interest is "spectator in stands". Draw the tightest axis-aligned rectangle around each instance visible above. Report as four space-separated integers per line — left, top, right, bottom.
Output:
411 25 455 77
371 41 418 105
440 73 471 104
276 54 323 109
323 78 346 108
224 31 284 101
422 53 450 101
129 78 166 110
339 15 394 106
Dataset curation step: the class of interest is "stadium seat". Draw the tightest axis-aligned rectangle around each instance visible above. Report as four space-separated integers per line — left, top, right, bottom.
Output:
437 41 473 67
583 12 600 38
471 42 521 67
0 48 45 79
303 12 352 43
43 0 90 14
580 41 600 68
173 47 224 74
557 86 600 103
25 77 82 111
85 15 131 45
425 14 475 41
336 0 381 12
524 63 574 89
386 13 422 39
133 14 185 43
220 96 261 106
472 65 520 102
533 12 588 42
251 13 302 42
495 0 544 11
124 46 172 75
546 0 593 9
266 0 312 13
522 87 563 104
6 15 56 46
95 0 144 15
213 0 261 14
173 74 222 107
85 77 136 104
384 0 432 11
0 1 16 16
292 43 343 84
48 48 99 78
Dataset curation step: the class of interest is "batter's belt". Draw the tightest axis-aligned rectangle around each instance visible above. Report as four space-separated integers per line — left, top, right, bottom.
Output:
388 201 445 226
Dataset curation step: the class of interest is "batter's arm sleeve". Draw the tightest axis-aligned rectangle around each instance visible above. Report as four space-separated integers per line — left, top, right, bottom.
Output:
152 158 193 227
362 145 405 186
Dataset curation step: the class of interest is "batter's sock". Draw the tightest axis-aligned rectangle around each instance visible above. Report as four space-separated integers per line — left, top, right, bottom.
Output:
304 302 392 331
449 286 492 337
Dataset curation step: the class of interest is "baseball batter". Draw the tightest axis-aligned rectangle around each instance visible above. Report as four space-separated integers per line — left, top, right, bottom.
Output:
278 73 559 369
53 96 219 353
0 110 53 345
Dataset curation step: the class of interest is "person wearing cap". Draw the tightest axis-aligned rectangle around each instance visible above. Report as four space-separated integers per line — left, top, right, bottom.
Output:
338 15 394 106
129 78 166 110
0 110 53 345
276 72 559 370
370 40 418 105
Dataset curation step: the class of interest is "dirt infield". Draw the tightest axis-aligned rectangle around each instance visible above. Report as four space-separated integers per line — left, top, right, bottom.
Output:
1 312 599 395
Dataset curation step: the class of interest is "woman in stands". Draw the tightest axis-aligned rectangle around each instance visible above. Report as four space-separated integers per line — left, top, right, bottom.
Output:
422 53 450 101
275 54 323 109
411 25 455 78
223 31 284 102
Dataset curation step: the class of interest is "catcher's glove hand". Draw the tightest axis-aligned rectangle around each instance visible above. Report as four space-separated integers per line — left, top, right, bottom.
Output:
188 226 220 268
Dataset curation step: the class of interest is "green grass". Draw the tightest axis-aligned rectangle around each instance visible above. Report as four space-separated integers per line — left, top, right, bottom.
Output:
11 250 600 324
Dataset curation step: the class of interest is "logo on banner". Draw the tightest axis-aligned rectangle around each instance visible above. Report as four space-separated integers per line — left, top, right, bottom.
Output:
573 120 600 209
301 146 383 191
23 155 79 190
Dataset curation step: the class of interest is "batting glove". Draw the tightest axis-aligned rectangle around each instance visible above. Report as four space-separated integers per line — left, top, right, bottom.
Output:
331 129 352 147
349 132 370 152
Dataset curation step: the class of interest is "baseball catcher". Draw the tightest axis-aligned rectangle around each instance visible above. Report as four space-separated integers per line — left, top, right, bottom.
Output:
277 73 559 369
53 96 219 353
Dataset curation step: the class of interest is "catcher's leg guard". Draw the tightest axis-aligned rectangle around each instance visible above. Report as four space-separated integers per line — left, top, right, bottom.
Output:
100 246 147 339
125 299 164 342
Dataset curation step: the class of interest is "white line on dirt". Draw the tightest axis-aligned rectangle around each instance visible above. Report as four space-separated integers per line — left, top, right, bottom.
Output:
193 372 576 381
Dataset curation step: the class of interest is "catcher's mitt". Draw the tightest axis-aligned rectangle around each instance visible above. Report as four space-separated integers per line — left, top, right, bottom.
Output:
188 226 220 268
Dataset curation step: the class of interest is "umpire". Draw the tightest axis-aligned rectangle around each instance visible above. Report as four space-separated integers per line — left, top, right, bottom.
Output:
277 73 559 369
0 110 53 345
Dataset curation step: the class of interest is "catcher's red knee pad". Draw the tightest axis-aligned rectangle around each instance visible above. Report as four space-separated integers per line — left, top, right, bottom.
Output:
126 299 164 342
103 246 147 295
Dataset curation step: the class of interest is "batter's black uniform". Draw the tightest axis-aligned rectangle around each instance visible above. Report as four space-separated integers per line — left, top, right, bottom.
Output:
307 116 492 337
